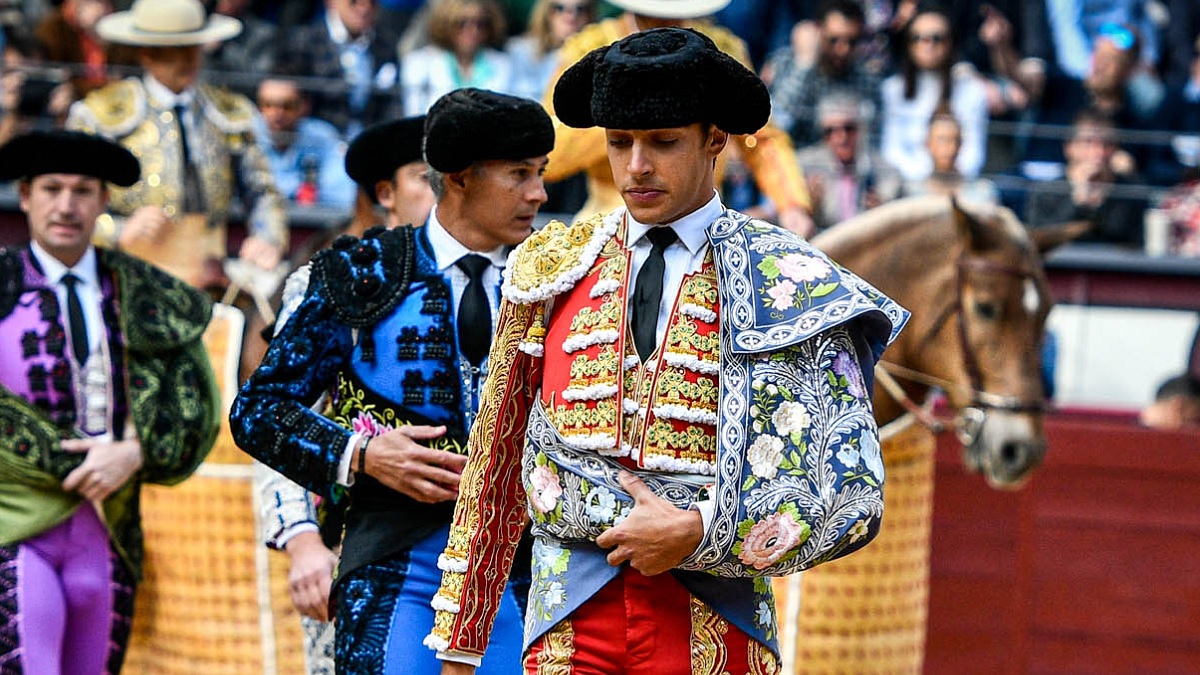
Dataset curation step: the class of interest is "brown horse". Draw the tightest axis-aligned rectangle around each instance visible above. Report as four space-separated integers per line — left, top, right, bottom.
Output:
813 195 1084 488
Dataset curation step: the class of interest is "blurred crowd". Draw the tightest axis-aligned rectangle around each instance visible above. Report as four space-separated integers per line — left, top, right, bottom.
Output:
1 0 1200 255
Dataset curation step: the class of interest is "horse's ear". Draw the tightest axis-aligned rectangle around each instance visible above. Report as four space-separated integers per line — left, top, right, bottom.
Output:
950 196 1005 251
1028 220 1093 254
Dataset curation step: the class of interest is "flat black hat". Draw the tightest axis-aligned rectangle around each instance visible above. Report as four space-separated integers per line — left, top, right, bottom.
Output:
345 115 427 201
0 130 140 186
423 88 555 174
553 27 770 135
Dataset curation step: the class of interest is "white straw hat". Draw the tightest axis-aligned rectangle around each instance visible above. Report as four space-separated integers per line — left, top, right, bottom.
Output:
605 0 732 20
96 0 242 47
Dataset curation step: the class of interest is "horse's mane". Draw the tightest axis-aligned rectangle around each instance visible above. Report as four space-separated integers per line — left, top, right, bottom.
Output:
812 195 1027 254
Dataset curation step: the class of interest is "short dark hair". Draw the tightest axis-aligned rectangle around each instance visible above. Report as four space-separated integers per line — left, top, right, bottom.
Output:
1155 374 1200 401
816 0 865 24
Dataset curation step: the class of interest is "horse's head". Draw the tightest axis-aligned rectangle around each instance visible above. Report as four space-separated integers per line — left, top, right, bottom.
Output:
814 197 1086 489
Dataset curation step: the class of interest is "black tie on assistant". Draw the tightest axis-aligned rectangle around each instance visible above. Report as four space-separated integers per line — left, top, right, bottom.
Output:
632 227 677 362
456 254 492 368
62 272 88 364
174 103 205 212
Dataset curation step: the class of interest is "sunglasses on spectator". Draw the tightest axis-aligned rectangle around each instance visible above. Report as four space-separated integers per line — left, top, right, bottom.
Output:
456 16 489 30
910 32 948 45
822 123 858 137
550 2 589 16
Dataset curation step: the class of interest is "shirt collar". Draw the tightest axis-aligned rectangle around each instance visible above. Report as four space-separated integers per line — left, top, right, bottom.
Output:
425 211 509 273
326 11 371 47
625 191 722 255
30 241 99 289
143 74 195 109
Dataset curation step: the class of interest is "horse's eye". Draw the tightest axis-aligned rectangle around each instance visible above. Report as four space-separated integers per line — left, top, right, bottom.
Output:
974 301 1000 320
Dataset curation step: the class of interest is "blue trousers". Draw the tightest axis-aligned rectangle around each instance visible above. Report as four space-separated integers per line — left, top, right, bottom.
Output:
334 524 526 674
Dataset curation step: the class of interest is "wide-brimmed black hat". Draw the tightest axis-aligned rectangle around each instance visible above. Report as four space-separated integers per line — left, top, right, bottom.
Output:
345 115 427 202
0 130 140 186
553 27 770 135
423 88 555 174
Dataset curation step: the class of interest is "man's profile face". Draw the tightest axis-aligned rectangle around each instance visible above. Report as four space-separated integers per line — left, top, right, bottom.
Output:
457 156 549 249
819 12 863 74
20 173 108 266
140 45 203 94
378 161 435 228
607 123 726 225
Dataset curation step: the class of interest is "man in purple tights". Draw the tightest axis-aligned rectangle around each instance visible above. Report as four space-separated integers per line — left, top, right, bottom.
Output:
0 130 220 675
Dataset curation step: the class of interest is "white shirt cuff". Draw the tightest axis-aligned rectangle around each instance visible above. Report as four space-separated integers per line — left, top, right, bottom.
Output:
337 432 362 487
436 651 483 667
277 522 320 551
690 497 716 554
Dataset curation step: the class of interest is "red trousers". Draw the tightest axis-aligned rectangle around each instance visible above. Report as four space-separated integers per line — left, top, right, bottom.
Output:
524 566 779 675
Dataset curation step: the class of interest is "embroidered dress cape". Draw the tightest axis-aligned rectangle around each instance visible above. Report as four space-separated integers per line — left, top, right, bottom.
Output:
0 246 219 579
428 207 908 657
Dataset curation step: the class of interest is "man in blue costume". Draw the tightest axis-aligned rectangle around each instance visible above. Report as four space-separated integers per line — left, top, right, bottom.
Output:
230 88 554 674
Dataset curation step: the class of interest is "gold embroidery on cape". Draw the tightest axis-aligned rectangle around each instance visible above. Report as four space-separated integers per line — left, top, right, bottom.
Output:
689 595 730 675
532 619 576 675
507 214 605 296
747 640 781 675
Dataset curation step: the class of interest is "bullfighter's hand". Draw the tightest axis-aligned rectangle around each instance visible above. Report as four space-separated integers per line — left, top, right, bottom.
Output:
284 530 337 622
778 205 816 239
357 425 467 503
61 437 144 502
595 471 704 576
118 206 170 248
239 235 284 270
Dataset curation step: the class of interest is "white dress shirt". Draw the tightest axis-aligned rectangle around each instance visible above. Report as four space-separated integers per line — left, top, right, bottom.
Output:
30 241 102 359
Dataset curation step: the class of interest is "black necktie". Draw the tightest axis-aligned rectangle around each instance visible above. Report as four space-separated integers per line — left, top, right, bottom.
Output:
62 273 89 364
632 227 677 362
456 254 492 368
174 103 205 212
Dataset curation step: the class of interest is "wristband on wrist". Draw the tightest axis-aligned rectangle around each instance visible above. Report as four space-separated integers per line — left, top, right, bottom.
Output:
357 436 370 475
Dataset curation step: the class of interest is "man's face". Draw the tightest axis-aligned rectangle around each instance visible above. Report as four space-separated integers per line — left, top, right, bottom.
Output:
139 45 203 94
257 80 306 135
1087 37 1134 95
1064 123 1116 174
378 161 436 228
820 112 859 164
818 12 863 75
457 157 549 249
329 0 377 37
607 124 725 225
20 173 107 266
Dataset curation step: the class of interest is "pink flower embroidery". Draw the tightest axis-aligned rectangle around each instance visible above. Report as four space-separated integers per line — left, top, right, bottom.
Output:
529 465 563 514
351 412 394 437
766 280 797 310
776 254 831 283
738 512 805 570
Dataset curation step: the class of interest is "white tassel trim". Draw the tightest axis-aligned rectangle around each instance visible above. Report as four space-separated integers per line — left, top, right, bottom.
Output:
679 303 717 323
561 383 619 402
623 355 641 371
422 634 450 651
563 432 617 451
641 453 716 475
653 403 719 426
590 279 621 298
518 341 545 357
430 593 461 613
502 212 621 304
622 398 640 415
437 553 469 573
663 351 720 375
562 329 619 354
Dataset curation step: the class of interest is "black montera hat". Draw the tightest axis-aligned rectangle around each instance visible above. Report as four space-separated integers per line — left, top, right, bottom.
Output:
553 27 770 135
345 115 427 202
423 88 555 174
0 130 140 186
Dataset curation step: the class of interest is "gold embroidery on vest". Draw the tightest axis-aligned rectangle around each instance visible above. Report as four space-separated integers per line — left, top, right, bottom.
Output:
689 595 730 675
532 618 576 675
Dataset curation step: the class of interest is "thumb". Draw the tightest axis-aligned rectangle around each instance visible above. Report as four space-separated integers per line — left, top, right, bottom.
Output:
59 439 94 453
617 470 653 502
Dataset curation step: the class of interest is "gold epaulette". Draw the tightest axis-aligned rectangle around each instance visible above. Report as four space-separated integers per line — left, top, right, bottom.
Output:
196 85 256 135
69 78 146 137
502 212 614 304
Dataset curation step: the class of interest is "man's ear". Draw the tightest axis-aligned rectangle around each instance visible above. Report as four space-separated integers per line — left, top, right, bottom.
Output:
709 128 729 154
375 179 395 209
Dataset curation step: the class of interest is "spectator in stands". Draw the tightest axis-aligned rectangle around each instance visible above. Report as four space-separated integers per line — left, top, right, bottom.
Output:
1139 373 1200 430
880 3 989 183
401 0 512 116
202 0 280 96
0 26 73 145
1044 0 1161 84
714 0 804 69
1163 0 1199 89
797 92 902 231
1162 33 1200 175
66 0 289 288
33 0 135 99
542 0 815 236
905 109 1000 203
254 76 356 210
1023 107 1147 247
505 0 593 102
766 0 882 150
280 0 402 140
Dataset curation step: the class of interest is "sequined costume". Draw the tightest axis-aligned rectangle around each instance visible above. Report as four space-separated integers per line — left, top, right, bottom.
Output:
64 76 288 254
0 245 219 672
542 16 812 219
427 205 909 664
230 225 526 674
